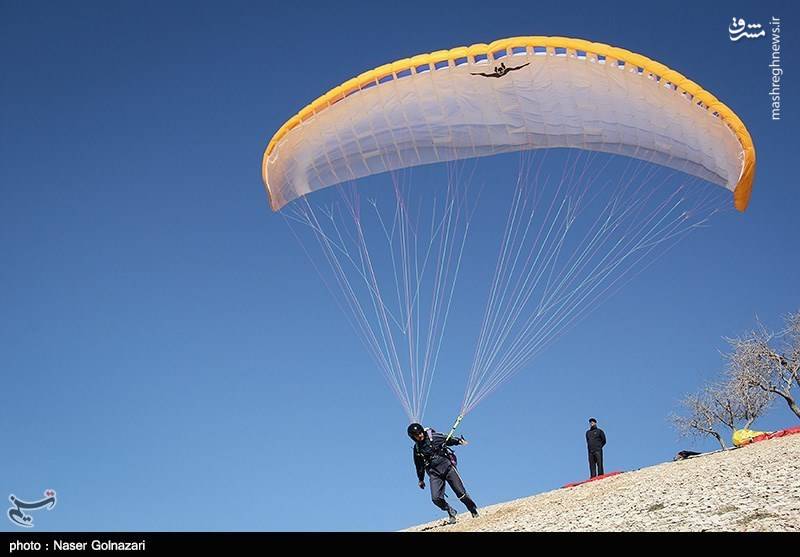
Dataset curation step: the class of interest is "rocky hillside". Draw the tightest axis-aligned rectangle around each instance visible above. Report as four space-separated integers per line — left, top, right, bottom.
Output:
405 433 800 532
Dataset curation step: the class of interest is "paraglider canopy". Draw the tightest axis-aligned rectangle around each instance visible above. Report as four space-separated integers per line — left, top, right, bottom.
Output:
262 36 755 212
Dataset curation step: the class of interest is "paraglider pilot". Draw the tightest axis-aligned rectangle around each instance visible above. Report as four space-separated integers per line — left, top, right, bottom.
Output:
408 422 479 523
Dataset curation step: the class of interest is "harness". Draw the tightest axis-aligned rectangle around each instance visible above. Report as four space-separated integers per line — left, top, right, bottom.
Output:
415 429 457 468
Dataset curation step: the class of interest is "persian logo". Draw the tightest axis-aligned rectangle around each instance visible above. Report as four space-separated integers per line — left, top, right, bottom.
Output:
471 61 530 78
729 17 765 41
7 490 57 528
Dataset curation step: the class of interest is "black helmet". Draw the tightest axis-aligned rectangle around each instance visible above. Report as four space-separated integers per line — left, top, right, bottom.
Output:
407 422 424 440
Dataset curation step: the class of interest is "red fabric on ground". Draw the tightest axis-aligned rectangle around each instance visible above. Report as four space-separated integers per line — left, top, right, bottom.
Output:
562 471 623 488
745 425 800 446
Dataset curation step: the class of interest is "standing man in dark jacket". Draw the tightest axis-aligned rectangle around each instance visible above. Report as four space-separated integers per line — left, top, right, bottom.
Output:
408 423 479 524
586 417 607 478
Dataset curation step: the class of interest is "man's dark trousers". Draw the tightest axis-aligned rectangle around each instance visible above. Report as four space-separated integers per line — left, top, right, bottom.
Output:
589 449 604 478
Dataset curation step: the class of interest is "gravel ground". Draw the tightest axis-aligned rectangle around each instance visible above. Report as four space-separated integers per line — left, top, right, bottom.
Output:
404 433 800 532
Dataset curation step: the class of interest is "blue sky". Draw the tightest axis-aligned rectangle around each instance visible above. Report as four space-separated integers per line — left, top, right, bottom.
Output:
1 0 797 532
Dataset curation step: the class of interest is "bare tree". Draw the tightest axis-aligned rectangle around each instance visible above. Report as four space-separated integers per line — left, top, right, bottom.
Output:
706 381 770 431
671 387 728 449
725 310 800 419
671 378 771 449
727 374 773 428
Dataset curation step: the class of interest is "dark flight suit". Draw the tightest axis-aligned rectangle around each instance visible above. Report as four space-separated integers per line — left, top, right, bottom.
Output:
586 425 607 477
413 430 477 515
